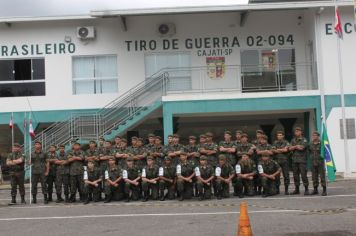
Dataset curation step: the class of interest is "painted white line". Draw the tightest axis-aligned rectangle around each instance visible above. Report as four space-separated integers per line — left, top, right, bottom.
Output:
0 210 304 221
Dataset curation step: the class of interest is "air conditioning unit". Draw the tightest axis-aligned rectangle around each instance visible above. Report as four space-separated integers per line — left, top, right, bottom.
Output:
77 26 96 39
157 23 176 37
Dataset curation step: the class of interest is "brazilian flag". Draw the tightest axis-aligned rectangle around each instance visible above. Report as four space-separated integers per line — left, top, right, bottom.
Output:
321 123 337 182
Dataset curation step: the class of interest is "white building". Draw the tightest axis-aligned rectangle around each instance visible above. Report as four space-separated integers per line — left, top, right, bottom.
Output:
0 0 355 176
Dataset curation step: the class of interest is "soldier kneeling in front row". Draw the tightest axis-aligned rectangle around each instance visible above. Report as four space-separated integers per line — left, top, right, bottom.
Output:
195 156 215 201
176 152 195 201
123 157 141 202
104 157 123 203
158 156 176 201
215 154 235 200
259 154 281 198
235 153 256 198
83 160 102 204
141 156 160 202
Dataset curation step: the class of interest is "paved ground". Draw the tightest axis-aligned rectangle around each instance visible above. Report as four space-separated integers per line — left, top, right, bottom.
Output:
0 180 355 236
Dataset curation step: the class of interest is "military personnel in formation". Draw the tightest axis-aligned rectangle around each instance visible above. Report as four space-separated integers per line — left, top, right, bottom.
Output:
235 133 254 161
99 140 114 177
47 145 57 202
251 130 264 146
198 134 207 147
195 156 215 201
55 144 70 203
185 135 200 168
98 137 105 153
259 154 281 198
104 157 123 203
234 130 243 145
309 131 327 196
256 135 274 161
31 141 49 204
123 156 141 202
176 152 195 201
145 133 156 151
158 156 176 201
148 136 165 167
219 131 237 167
235 153 256 198
141 156 160 201
85 140 100 168
114 136 122 150
84 160 102 204
130 137 147 169
114 138 130 167
166 134 183 165
67 142 85 202
6 143 26 204
199 132 218 168
289 127 309 195
215 155 235 200
272 131 291 195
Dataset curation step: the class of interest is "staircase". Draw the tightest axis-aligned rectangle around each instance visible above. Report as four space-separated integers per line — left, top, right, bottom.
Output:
31 71 169 151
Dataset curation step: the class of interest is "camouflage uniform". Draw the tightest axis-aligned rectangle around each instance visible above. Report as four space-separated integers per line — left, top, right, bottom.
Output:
55 151 70 201
158 164 176 200
148 145 165 167
200 143 218 167
235 158 256 196
7 152 25 200
290 137 309 189
123 165 141 201
85 148 100 168
309 141 326 188
31 151 48 196
176 161 195 199
115 146 131 168
218 141 237 166
166 144 183 166
68 150 85 201
129 146 147 169
84 167 102 202
259 159 281 196
104 165 123 201
272 139 291 191
47 151 57 201
235 142 254 162
215 163 235 198
184 144 200 168
141 164 160 200
195 164 215 199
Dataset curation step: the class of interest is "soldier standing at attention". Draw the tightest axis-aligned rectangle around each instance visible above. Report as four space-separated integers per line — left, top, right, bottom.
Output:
195 156 215 201
99 140 114 178
131 138 147 169
176 152 195 201
215 155 235 200
158 156 176 201
149 136 165 167
104 157 122 203
31 141 49 204
145 133 156 151
67 142 85 203
84 160 102 204
272 131 291 195
219 131 237 167
185 135 200 168
114 136 122 151
235 153 256 198
309 131 327 196
6 143 26 204
234 130 243 145
200 132 218 168
123 156 141 202
46 145 57 202
259 154 281 198
55 144 70 203
141 156 160 201
167 134 183 166
115 138 130 168
235 133 254 161
289 127 309 195
85 140 100 168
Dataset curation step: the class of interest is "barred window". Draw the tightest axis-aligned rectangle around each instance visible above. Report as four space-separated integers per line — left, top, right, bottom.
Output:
340 118 356 139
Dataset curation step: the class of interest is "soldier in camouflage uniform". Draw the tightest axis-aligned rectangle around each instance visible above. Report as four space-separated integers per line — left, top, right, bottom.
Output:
148 136 165 167
104 157 123 203
123 156 141 202
99 140 114 177
166 134 183 166
309 131 327 196
254 135 273 195
141 156 160 201
219 131 237 167
235 153 256 198
259 154 281 197
31 141 49 204
130 138 147 169
6 143 26 204
289 127 309 195
184 135 200 168
199 132 218 167
158 156 176 201
235 133 254 161
46 145 57 202
145 133 156 152
114 138 130 168
55 144 70 203
176 152 195 201
198 134 207 147
114 136 122 151
272 131 291 195
85 140 100 168
195 156 215 200
215 155 235 199
84 160 102 204
98 136 105 153
67 142 85 202
234 130 243 145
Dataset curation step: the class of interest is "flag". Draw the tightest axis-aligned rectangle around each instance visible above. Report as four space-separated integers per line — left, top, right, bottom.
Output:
9 113 13 129
23 116 27 129
29 119 35 138
320 123 337 182
334 6 343 38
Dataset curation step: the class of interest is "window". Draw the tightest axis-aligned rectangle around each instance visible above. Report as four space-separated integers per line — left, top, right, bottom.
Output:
241 48 296 92
72 55 118 95
340 118 356 139
0 58 45 97
145 53 191 91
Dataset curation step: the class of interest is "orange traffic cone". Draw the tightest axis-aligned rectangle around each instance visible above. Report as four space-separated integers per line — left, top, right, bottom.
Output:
237 202 253 236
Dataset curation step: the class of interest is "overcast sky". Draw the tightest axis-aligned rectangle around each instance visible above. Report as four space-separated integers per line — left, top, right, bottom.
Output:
0 0 249 18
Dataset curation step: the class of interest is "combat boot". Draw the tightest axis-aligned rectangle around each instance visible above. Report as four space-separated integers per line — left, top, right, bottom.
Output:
284 185 290 195
69 194 76 203
104 194 111 203
10 196 16 205
160 190 165 201
198 191 204 201
276 185 280 194
48 193 53 202
44 194 49 204
312 187 319 195
125 194 130 202
32 194 37 204
304 186 310 195
142 191 148 202
84 195 90 205
64 194 69 203
257 187 262 195
21 195 26 204
217 190 222 200
322 186 327 196
292 186 300 195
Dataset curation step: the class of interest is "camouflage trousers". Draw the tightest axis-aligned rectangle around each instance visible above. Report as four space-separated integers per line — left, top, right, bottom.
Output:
176 179 193 199
55 174 70 196
124 182 140 200
10 171 25 197
31 174 48 195
104 182 124 200
276 161 290 187
84 183 102 201
292 162 309 187
214 179 230 198
196 180 212 199
70 174 84 196
312 163 326 188
234 177 254 196
142 181 159 200
46 174 56 195
261 176 277 195
159 180 176 199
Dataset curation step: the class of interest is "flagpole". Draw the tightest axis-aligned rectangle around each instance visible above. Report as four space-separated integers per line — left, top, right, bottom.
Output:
29 112 32 204
334 0 351 177
11 112 14 148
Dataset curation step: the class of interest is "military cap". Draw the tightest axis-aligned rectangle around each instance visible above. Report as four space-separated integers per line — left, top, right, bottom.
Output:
164 156 172 161
59 144 65 148
115 135 122 139
147 133 155 138
126 156 134 162
13 143 21 147
121 138 127 143
218 154 227 160
180 151 188 156
276 130 285 135
312 131 320 136
89 140 97 144
131 136 138 140
108 156 116 161
235 130 243 134
188 135 197 140
241 133 248 138
137 138 144 142
240 152 250 156
172 134 180 138
155 136 162 140
73 142 81 146
200 155 207 161
50 144 56 148
87 159 95 164
199 134 207 138
256 130 264 134
260 135 268 140
294 127 302 131
147 156 154 160
224 131 232 135
167 134 173 138
99 136 105 141
34 141 42 145
205 132 213 137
